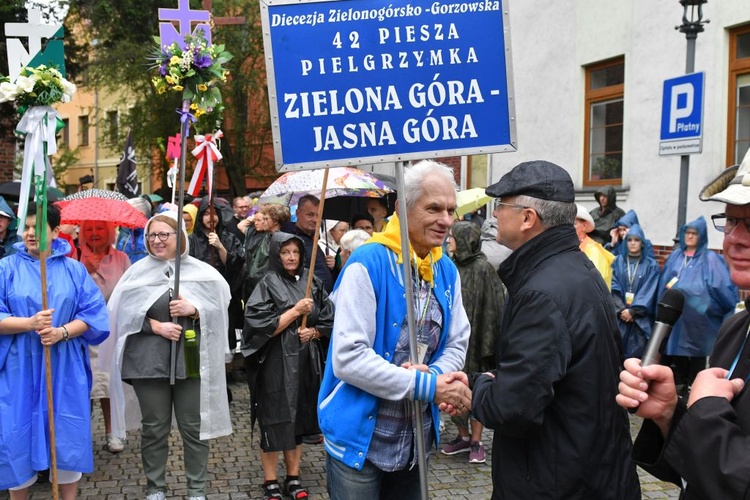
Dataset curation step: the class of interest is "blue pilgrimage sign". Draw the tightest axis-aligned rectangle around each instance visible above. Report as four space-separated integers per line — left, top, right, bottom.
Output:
659 72 705 156
260 0 517 171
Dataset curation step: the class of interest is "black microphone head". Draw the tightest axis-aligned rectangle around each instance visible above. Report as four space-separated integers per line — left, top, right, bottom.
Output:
655 289 685 325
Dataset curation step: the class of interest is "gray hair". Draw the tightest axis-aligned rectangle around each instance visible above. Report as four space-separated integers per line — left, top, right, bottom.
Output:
340 229 371 252
127 196 152 218
514 195 576 228
403 160 457 209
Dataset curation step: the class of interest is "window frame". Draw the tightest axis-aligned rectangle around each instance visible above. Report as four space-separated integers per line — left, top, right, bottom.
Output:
78 115 90 147
583 57 625 187
727 24 750 167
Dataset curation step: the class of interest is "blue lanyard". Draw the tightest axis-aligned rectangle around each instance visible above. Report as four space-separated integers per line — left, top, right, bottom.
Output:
727 323 750 382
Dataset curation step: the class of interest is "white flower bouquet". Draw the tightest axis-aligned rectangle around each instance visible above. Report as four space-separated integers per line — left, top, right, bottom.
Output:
0 65 76 108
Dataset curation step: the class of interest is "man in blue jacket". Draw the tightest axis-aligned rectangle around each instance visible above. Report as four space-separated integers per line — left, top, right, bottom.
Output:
318 160 471 499
473 160 641 499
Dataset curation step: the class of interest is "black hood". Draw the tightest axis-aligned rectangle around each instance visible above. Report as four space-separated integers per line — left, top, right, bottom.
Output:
195 197 234 236
269 231 305 280
593 186 618 211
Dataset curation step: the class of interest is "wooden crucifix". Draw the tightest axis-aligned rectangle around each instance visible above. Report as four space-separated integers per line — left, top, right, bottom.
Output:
202 0 245 27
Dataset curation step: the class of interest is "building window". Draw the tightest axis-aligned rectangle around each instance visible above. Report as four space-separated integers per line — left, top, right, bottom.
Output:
106 110 119 143
583 57 624 186
59 118 69 146
78 115 90 147
728 25 750 166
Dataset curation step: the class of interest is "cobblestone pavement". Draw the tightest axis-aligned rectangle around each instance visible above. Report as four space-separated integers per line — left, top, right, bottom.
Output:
2 369 681 499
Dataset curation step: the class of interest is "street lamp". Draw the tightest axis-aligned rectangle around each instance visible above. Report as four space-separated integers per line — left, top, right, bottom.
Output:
674 0 709 234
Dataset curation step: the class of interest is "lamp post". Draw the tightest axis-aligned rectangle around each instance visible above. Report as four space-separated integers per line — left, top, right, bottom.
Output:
674 0 709 233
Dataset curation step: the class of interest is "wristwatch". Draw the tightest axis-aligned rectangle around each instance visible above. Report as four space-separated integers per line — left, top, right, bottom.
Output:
60 325 69 341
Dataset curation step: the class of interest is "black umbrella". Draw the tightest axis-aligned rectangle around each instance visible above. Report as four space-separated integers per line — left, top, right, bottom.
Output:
321 172 397 222
0 181 63 202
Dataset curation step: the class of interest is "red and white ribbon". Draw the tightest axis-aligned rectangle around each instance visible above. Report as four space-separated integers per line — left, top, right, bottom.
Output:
187 130 223 199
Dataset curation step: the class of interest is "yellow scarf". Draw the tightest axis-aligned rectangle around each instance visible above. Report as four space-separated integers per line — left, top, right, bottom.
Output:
366 212 442 285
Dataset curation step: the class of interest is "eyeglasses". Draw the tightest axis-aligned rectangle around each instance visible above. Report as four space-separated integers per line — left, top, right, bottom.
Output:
146 231 176 242
493 199 543 221
493 199 528 211
711 214 750 234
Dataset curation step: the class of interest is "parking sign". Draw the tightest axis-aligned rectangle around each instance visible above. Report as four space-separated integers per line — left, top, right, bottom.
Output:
659 72 704 156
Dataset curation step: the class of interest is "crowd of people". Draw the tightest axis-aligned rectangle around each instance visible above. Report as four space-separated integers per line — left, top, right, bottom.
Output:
1 152 749 499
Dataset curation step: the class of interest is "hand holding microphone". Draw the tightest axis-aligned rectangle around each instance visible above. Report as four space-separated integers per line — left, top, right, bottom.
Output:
640 289 685 367
625 289 684 415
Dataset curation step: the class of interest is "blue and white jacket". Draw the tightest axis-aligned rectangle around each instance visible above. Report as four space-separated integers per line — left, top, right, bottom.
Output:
318 242 470 470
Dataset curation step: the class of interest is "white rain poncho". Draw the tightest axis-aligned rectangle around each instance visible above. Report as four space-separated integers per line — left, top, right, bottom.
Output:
102 211 232 440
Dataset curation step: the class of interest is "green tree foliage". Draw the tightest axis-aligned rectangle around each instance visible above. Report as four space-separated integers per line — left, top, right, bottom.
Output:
70 0 275 197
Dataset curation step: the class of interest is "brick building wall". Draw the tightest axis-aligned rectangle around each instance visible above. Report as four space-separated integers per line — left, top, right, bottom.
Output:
0 115 16 182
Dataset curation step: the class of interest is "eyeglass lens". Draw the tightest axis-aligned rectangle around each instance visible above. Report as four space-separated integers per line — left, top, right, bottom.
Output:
147 232 174 241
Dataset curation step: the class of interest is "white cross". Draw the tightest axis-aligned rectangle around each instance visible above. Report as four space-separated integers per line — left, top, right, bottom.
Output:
5 8 61 81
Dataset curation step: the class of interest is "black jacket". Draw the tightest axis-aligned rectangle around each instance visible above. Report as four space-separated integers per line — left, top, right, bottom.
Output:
472 225 640 500
589 186 626 244
243 232 334 434
633 299 750 499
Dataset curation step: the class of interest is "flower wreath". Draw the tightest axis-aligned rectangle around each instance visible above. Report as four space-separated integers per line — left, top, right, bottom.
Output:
149 31 232 125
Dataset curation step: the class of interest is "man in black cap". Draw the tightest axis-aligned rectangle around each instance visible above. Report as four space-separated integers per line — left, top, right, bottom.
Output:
471 160 641 499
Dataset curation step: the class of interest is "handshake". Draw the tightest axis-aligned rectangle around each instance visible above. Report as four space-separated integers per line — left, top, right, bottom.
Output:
436 371 472 417
402 363 473 416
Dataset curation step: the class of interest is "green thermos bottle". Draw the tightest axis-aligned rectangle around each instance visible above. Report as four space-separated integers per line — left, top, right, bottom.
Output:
184 329 200 379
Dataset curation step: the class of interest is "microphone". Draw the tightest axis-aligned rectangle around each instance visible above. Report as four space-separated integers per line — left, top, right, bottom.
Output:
640 289 685 367
628 288 684 414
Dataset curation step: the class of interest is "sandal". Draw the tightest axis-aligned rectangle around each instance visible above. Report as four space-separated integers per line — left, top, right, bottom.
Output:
263 480 283 500
284 477 309 500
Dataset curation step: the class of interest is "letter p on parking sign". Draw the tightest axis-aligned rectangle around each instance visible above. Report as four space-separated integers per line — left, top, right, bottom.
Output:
659 72 704 156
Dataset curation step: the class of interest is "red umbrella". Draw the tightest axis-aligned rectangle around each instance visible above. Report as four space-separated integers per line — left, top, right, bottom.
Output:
60 198 148 228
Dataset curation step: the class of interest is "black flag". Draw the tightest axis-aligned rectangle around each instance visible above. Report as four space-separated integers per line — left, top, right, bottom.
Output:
117 129 139 198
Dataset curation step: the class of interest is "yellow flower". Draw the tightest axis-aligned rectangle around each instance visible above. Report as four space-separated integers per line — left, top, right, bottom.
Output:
157 86 166 95
190 103 198 110
170 56 181 65
173 85 184 91
197 84 208 92
194 108 206 118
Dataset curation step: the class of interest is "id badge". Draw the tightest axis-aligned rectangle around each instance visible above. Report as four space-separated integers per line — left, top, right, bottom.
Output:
625 292 635 306
417 341 428 365
666 277 678 289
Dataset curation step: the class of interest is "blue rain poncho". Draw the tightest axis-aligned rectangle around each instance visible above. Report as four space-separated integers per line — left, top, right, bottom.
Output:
0 238 109 489
605 210 651 257
611 224 660 358
659 216 738 357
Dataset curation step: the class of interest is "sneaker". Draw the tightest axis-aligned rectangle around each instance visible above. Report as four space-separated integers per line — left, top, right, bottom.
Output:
107 434 124 454
146 493 166 500
440 436 471 455
469 441 486 463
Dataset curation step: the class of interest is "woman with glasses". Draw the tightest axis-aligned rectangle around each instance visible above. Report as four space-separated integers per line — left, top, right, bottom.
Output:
105 211 232 500
658 216 738 397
